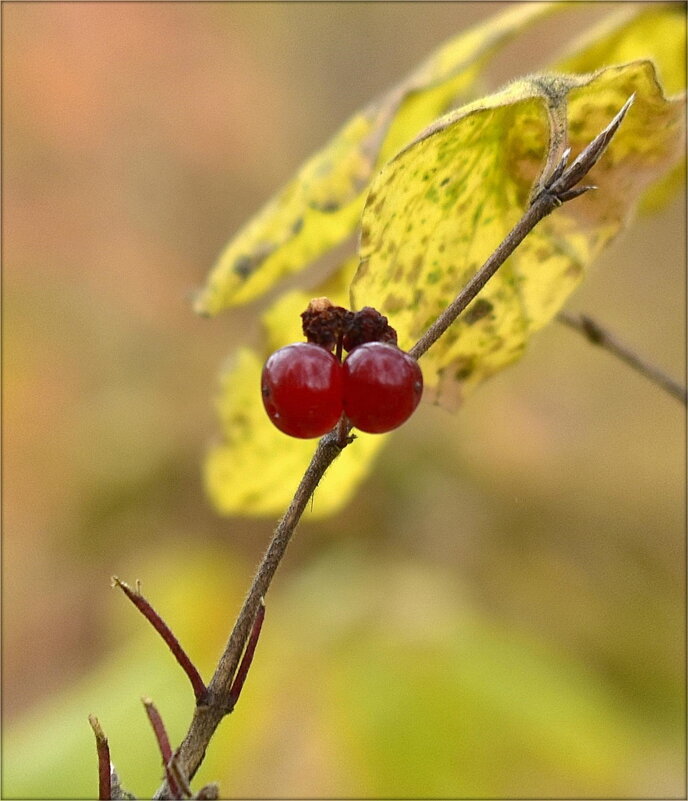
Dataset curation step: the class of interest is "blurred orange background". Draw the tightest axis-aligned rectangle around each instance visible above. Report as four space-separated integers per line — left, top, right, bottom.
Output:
3 3 685 798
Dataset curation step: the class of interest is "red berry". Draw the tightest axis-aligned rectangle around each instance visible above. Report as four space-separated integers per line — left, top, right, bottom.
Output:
261 343 344 438
343 342 423 433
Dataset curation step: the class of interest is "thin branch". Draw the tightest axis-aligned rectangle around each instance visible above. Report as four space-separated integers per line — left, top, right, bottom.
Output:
227 598 266 712
143 698 174 764
154 95 634 799
167 756 193 800
113 577 207 705
143 698 184 800
155 431 348 796
88 714 112 801
558 311 687 405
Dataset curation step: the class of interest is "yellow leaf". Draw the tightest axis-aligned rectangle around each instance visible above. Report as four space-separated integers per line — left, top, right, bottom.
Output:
194 2 559 315
350 62 685 409
555 2 686 214
555 3 686 95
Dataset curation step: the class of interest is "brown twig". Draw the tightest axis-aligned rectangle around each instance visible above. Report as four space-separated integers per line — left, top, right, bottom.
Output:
153 95 634 799
113 577 208 705
227 598 266 712
143 699 184 799
143 698 174 764
167 756 193 800
557 311 687 405
88 714 112 801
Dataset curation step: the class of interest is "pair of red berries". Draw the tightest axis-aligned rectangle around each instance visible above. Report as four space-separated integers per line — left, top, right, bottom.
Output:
261 341 423 438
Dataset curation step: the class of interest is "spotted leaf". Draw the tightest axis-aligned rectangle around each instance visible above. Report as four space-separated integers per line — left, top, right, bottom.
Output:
350 62 685 409
193 2 559 315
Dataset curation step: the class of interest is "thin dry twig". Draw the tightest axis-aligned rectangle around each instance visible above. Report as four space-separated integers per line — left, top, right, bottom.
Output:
113 577 207 705
558 311 687 405
167 756 193 800
153 96 634 798
227 598 266 712
143 699 184 799
143 698 174 764
88 714 112 801
155 433 347 796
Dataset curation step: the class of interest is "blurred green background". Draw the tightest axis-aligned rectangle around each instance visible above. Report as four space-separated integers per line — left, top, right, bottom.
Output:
3 3 685 798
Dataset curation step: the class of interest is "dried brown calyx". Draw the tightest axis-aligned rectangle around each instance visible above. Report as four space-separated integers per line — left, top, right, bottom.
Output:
342 306 397 351
301 298 398 356
301 297 354 352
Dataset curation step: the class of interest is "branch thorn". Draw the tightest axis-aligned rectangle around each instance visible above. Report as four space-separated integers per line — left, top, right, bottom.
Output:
88 714 112 801
113 577 208 705
226 598 266 713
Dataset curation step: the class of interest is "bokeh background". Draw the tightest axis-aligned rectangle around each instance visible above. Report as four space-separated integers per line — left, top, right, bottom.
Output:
3 3 685 798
